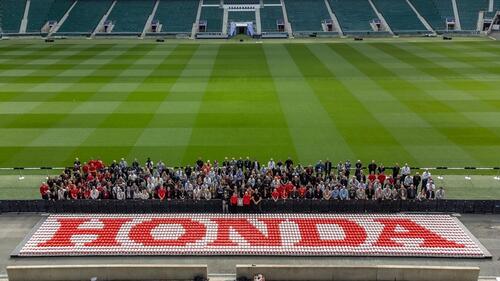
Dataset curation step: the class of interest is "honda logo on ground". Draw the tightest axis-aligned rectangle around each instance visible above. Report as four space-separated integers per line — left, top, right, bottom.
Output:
15 214 488 258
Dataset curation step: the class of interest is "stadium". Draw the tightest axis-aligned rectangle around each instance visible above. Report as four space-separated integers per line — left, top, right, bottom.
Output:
1 0 500 280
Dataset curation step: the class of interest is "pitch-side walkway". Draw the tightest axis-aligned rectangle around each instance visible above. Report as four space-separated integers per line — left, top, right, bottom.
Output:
0 213 499 278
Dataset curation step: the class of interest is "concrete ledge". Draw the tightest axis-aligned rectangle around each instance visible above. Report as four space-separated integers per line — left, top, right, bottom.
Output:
7 264 207 281
236 265 480 281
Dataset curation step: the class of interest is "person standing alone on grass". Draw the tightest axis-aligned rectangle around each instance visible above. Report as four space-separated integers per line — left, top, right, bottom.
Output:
436 187 445 200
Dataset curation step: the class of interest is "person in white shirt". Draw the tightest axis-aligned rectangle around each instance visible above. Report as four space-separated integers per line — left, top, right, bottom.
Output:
401 163 411 183
193 186 201 201
141 189 150 200
202 187 212 200
426 179 435 192
116 188 125 200
422 169 431 191
57 187 65 201
435 187 445 200
90 187 100 200
267 158 275 170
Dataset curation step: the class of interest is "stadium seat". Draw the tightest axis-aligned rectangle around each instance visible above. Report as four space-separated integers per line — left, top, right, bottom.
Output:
372 0 428 34
1 0 27 33
200 6 224 32
57 0 113 35
153 0 199 33
456 0 489 31
285 0 331 32
107 0 155 34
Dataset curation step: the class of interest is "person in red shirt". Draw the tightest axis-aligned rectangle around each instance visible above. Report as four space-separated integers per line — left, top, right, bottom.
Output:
229 192 238 213
368 172 377 183
102 187 110 199
377 173 387 185
387 176 395 185
298 185 306 199
83 188 91 199
82 162 89 174
95 159 104 170
284 181 294 195
89 163 97 176
276 183 284 198
70 185 79 200
39 182 49 200
243 191 252 209
158 187 166 201
271 188 280 202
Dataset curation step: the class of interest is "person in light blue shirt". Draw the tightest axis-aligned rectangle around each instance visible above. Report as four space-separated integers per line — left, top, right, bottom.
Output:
332 187 340 200
339 186 349 200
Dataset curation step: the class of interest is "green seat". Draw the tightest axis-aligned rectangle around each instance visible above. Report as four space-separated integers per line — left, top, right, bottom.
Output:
154 0 198 33
372 0 427 32
410 0 452 30
26 0 54 33
58 0 112 34
107 0 155 34
456 0 488 30
200 6 223 32
329 0 378 33
286 0 330 32
1 0 27 33
260 6 283 32
228 11 255 22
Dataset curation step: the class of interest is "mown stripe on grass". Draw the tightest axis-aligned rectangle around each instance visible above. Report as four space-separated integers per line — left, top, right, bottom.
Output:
139 44 219 165
182 44 298 164
406 43 500 80
2 44 157 167
311 43 476 167
1 44 120 129
375 43 500 117
0 44 137 167
60 44 190 164
346 43 498 166
125 44 208 164
263 44 352 164
0 44 83 99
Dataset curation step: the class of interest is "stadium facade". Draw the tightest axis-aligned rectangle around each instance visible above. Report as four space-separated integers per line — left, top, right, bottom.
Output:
1 0 500 39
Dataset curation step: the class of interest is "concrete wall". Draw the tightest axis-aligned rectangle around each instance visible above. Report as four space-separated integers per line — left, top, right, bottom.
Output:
7 264 207 281
236 265 480 281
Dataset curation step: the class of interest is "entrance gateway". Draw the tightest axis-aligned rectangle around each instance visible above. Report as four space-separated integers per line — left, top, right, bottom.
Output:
230 22 255 36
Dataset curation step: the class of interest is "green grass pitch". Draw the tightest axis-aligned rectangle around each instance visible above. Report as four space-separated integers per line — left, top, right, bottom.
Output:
0 39 499 169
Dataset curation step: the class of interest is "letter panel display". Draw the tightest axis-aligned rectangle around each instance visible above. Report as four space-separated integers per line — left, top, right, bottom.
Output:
13 214 490 258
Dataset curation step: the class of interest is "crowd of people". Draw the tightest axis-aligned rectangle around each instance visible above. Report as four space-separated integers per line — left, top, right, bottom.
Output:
39 157 445 208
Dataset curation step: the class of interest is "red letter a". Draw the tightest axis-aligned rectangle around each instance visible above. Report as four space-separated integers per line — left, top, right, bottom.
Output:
38 218 130 247
374 218 465 248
